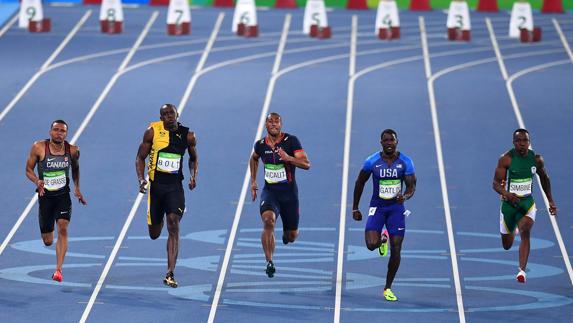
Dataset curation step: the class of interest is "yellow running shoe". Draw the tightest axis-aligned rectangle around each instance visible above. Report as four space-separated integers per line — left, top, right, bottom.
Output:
383 288 398 301
378 230 389 257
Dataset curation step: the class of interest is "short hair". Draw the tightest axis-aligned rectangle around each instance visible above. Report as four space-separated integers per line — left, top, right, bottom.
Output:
381 129 397 140
160 103 177 114
51 120 68 129
267 112 281 120
513 128 529 139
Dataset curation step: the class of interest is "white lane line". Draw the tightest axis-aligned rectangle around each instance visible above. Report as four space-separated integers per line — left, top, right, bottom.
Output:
419 16 432 78
334 14 357 323
206 14 291 323
0 10 92 124
0 13 17 38
420 16 466 323
505 60 573 286
552 19 573 63
179 12 224 115
486 18 509 80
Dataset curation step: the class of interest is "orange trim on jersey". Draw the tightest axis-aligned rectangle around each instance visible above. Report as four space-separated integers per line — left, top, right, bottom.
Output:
293 149 304 154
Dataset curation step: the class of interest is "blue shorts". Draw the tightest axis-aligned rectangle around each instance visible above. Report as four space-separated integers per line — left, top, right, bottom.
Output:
260 188 299 231
364 203 406 237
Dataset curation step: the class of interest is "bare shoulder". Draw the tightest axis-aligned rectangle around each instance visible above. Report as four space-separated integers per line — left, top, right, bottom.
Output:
498 151 511 166
535 153 545 167
70 143 80 158
30 140 45 154
187 131 196 145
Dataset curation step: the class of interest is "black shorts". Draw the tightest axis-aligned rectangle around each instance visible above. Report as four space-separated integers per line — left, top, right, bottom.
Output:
38 194 72 234
147 182 185 226
260 188 299 231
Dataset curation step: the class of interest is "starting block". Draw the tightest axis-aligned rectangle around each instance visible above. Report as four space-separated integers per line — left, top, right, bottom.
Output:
376 0 400 40
28 18 51 32
100 20 123 34
520 27 542 43
167 22 191 36
236 23 259 37
447 28 471 41
378 27 400 40
167 0 191 36
309 25 331 39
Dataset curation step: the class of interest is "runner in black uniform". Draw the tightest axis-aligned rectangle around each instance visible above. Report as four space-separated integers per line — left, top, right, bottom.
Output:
136 104 198 288
249 112 310 277
25 120 86 282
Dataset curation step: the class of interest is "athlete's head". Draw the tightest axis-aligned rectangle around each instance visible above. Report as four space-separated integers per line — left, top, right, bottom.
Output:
380 129 398 155
49 120 68 144
513 128 530 156
160 104 178 129
265 112 282 137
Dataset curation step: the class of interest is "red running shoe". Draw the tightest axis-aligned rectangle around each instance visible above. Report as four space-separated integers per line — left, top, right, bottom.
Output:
52 269 62 282
516 269 526 283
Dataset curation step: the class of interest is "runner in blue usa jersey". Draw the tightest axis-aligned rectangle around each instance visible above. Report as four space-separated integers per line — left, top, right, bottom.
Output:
249 112 310 278
352 129 416 301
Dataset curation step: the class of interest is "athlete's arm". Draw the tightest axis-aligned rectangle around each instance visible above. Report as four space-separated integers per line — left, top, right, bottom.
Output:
493 153 519 204
25 142 44 196
352 170 371 221
535 154 557 215
70 145 87 205
277 148 310 170
397 173 417 204
249 151 260 201
136 127 153 193
187 131 198 191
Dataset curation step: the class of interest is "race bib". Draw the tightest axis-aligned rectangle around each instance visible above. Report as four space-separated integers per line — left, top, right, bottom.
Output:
264 164 287 184
157 152 181 173
379 179 401 200
43 170 66 191
509 178 532 197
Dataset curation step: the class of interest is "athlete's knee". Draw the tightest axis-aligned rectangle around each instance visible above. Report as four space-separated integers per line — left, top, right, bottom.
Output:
366 243 378 251
42 236 53 246
149 226 161 240
261 213 276 228
285 230 298 243
501 236 513 250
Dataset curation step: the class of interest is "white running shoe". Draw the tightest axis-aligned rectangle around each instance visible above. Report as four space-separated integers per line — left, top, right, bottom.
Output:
516 269 526 283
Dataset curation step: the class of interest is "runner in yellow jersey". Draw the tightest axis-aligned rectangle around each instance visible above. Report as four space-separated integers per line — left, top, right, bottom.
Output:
136 104 198 288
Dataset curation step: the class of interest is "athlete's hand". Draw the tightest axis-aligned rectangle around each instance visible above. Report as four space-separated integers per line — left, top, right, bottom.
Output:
188 177 196 191
503 192 520 205
75 188 87 205
395 193 405 204
139 179 148 194
548 202 558 216
251 182 258 201
36 180 45 197
277 148 292 162
352 209 362 221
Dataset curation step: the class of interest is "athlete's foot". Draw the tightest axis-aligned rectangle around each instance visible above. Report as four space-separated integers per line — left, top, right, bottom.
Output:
52 269 62 283
516 268 526 283
265 261 275 278
383 288 397 301
163 271 178 288
378 230 389 257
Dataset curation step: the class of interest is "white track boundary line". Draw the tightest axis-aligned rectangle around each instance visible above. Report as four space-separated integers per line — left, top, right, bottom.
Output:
552 19 573 63
77 11 224 323
334 15 356 323
0 10 92 123
206 14 291 323
0 13 17 37
419 16 466 323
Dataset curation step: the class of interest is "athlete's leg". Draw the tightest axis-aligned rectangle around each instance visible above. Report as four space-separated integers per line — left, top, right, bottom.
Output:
517 216 534 271
166 212 180 273
55 219 69 272
148 222 163 240
42 232 54 246
365 231 382 251
283 230 298 244
261 210 276 262
501 233 515 250
385 235 404 290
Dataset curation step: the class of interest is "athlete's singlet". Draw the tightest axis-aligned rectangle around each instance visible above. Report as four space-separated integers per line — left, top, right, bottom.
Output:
506 148 536 198
147 121 189 184
362 151 415 207
37 140 72 197
254 133 304 192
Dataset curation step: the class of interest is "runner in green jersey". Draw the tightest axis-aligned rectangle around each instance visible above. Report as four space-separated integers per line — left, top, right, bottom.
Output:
493 129 557 283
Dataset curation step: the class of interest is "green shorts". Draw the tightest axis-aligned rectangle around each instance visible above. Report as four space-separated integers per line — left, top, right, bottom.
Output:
500 196 536 234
